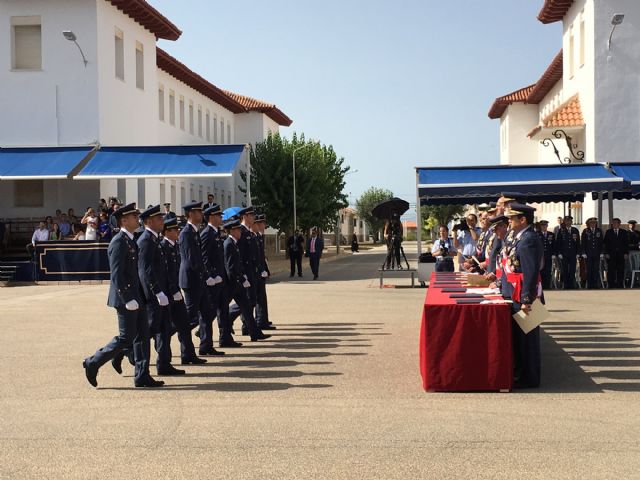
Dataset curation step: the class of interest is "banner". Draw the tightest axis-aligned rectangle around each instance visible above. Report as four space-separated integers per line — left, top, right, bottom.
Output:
35 241 110 281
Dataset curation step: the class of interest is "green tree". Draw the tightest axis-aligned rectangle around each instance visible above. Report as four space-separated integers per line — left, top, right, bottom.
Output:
249 132 349 233
420 204 466 238
355 187 394 242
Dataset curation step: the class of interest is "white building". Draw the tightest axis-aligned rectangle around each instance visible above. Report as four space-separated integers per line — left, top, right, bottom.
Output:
0 0 292 218
488 0 640 224
338 207 370 243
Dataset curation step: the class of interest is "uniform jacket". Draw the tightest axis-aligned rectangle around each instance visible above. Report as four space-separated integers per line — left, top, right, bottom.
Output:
539 231 555 259
627 229 639 251
161 238 181 297
513 226 543 305
107 231 143 308
137 229 170 302
487 235 503 275
224 236 245 288
604 228 630 256
306 236 324 257
200 224 225 280
256 233 270 275
179 223 205 289
237 225 255 278
555 226 580 256
580 227 603 257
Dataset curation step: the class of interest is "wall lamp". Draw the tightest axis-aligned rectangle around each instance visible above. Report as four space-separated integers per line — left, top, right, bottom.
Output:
608 14 625 50
62 30 88 67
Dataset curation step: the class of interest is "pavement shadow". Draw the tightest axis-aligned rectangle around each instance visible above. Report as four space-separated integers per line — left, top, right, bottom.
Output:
541 320 640 392
101 382 333 392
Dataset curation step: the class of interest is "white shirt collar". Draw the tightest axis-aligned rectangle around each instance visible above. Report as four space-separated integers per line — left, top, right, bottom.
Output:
515 225 532 240
145 226 159 238
120 228 134 240
187 221 198 231
208 223 218 233
165 238 175 246
230 235 238 244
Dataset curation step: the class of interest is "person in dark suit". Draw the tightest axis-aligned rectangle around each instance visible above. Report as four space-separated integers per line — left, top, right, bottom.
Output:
580 217 604 289
252 214 275 330
627 220 640 251
604 218 629 289
537 220 555 290
505 204 543 388
555 215 580 289
108 201 121 233
203 194 216 211
161 218 206 365
286 230 305 277
306 227 324 280
137 205 185 376
201 204 241 349
82 203 163 388
223 217 270 342
179 201 224 357
163 203 176 220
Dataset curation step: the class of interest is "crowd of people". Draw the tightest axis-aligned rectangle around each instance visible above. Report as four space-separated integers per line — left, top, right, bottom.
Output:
83 201 275 388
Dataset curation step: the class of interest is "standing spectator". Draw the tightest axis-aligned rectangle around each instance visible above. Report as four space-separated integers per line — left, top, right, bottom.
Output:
431 225 456 272
452 213 480 272
286 229 305 277
163 203 176 220
203 193 216 211
98 198 108 212
555 215 580 289
31 221 50 245
581 217 603 289
81 207 98 241
553 216 563 235
306 227 324 280
109 202 121 233
603 218 629 289
351 233 359 253
627 220 639 251
68 208 78 224
50 223 61 241
59 213 72 238
45 215 54 232
98 212 112 242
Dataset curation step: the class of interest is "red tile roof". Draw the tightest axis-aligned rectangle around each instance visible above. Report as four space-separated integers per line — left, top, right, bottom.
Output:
156 48 246 113
488 50 562 119
108 0 181 40
527 94 584 137
538 0 574 24
223 91 293 127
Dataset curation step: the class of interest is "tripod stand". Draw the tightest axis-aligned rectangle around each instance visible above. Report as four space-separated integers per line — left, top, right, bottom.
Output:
381 237 410 270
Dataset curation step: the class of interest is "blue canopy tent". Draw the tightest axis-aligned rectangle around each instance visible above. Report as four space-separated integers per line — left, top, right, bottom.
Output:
0 146 95 180
591 163 640 200
415 163 629 254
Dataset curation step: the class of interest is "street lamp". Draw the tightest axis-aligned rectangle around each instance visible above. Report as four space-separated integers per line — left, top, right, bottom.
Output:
62 30 88 67
292 142 318 233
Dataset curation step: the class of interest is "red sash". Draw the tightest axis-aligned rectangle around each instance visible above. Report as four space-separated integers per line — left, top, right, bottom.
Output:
506 272 542 303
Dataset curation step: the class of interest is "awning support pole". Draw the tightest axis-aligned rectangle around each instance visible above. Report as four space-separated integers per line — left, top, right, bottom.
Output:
597 192 603 226
416 170 422 256
607 194 614 226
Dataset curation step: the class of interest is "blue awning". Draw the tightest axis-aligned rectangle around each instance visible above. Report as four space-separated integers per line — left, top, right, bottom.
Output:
417 164 628 205
0 147 94 180
74 144 246 179
606 163 640 197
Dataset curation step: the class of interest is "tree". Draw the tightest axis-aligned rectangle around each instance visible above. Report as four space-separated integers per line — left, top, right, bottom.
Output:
421 204 466 238
249 132 349 233
355 187 394 242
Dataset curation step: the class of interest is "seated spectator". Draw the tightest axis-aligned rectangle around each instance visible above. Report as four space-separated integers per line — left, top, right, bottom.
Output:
59 214 72 238
32 221 50 245
45 215 54 232
72 223 86 241
98 212 112 242
68 208 78 224
55 209 63 222
50 223 61 241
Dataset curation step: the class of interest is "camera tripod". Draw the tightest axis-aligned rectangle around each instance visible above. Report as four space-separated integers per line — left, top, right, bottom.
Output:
381 239 410 270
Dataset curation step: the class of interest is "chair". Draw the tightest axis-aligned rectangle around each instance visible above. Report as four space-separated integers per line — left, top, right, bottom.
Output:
630 252 640 288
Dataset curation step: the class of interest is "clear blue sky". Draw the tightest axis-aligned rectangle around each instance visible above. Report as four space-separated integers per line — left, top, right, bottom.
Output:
150 0 561 212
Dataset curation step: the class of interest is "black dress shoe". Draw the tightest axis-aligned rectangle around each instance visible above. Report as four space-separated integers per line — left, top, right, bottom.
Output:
289 274 294 278
181 356 207 365
259 324 276 330
199 348 225 356
82 359 98 387
135 376 165 388
111 354 123 375
194 329 201 338
313 275 318 280
251 333 272 342
219 339 243 348
241 328 249 336
126 351 135 366
298 274 303 277
157 366 186 376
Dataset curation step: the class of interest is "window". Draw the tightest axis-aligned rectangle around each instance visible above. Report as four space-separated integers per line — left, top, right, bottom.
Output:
197 106 203 138
12 17 42 70
569 26 575 78
158 86 165 121
169 90 175 126
14 180 44 207
135 42 144 89
190 183 194 201
205 111 211 141
115 28 124 80
220 118 225 143
189 101 194 134
179 96 185 130
227 124 232 144
213 115 218 143
198 185 203 202
579 16 585 67
228 194 231 207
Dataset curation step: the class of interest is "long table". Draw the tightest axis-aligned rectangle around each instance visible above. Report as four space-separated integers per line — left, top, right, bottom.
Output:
419 272 513 392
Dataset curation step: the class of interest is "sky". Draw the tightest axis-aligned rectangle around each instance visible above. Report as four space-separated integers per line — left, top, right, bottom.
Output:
149 0 562 215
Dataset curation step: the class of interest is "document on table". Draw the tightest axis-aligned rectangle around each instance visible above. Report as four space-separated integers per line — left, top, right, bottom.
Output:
513 300 550 334
466 287 501 295
466 274 491 287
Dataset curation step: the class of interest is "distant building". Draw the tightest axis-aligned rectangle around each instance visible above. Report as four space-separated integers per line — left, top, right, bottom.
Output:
339 208 370 243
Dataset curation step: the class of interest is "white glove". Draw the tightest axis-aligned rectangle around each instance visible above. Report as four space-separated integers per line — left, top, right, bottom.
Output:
600 254 605 259
125 299 139 311
551 255 557 260
156 292 169 307
214 275 223 285
173 291 183 301
558 254 563 260
581 254 587 258
205 277 216 287
242 279 251 288
261 271 269 278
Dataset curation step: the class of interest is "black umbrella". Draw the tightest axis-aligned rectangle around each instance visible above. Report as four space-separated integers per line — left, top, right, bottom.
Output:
371 197 410 220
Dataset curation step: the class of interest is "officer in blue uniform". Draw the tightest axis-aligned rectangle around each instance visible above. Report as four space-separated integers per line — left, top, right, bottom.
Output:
537 220 555 290
161 217 206 365
83 203 163 388
555 215 580 289
483 215 508 281
252 214 275 330
201 204 242 348
138 205 185 376
504 204 543 388
580 217 603 289
179 201 224 357
224 217 270 342
163 203 176 220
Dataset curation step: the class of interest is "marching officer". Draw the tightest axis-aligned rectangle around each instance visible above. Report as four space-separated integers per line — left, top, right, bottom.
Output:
137 205 185 376
179 201 224 357
83 203 163 388
555 215 580 289
580 217 603 289
201 204 242 348
603 218 629 289
161 217 206 365
223 217 270 342
537 220 555 290
252 214 275 330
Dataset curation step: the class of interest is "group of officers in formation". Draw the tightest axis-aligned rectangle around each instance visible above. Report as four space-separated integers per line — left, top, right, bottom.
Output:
83 201 273 388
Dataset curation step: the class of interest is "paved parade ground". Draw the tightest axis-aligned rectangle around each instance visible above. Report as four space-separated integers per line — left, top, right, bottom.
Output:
1 244 640 479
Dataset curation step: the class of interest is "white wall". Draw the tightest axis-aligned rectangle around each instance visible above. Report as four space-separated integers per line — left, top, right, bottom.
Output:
501 104 539 165
0 0 100 146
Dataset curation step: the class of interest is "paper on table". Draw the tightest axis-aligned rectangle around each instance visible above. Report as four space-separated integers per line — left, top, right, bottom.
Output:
466 287 501 295
481 299 512 305
513 300 550 334
466 274 491 287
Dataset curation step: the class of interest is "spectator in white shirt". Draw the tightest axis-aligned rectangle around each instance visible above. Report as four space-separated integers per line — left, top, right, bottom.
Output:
31 221 50 245
431 225 457 272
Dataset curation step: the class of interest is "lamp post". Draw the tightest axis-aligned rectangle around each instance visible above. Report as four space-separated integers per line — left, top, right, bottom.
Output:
292 143 317 233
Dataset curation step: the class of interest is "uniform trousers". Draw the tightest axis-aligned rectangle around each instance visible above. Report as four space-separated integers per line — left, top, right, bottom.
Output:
228 283 259 337
255 276 269 327
585 254 601 289
169 298 198 361
147 301 172 373
216 283 233 342
183 284 214 353
560 255 577 289
290 251 302 276
541 256 552 290
608 254 626 288
229 272 257 330
511 302 541 388
85 307 150 384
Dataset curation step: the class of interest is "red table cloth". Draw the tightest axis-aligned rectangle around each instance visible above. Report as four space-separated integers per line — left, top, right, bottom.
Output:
419 272 513 391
